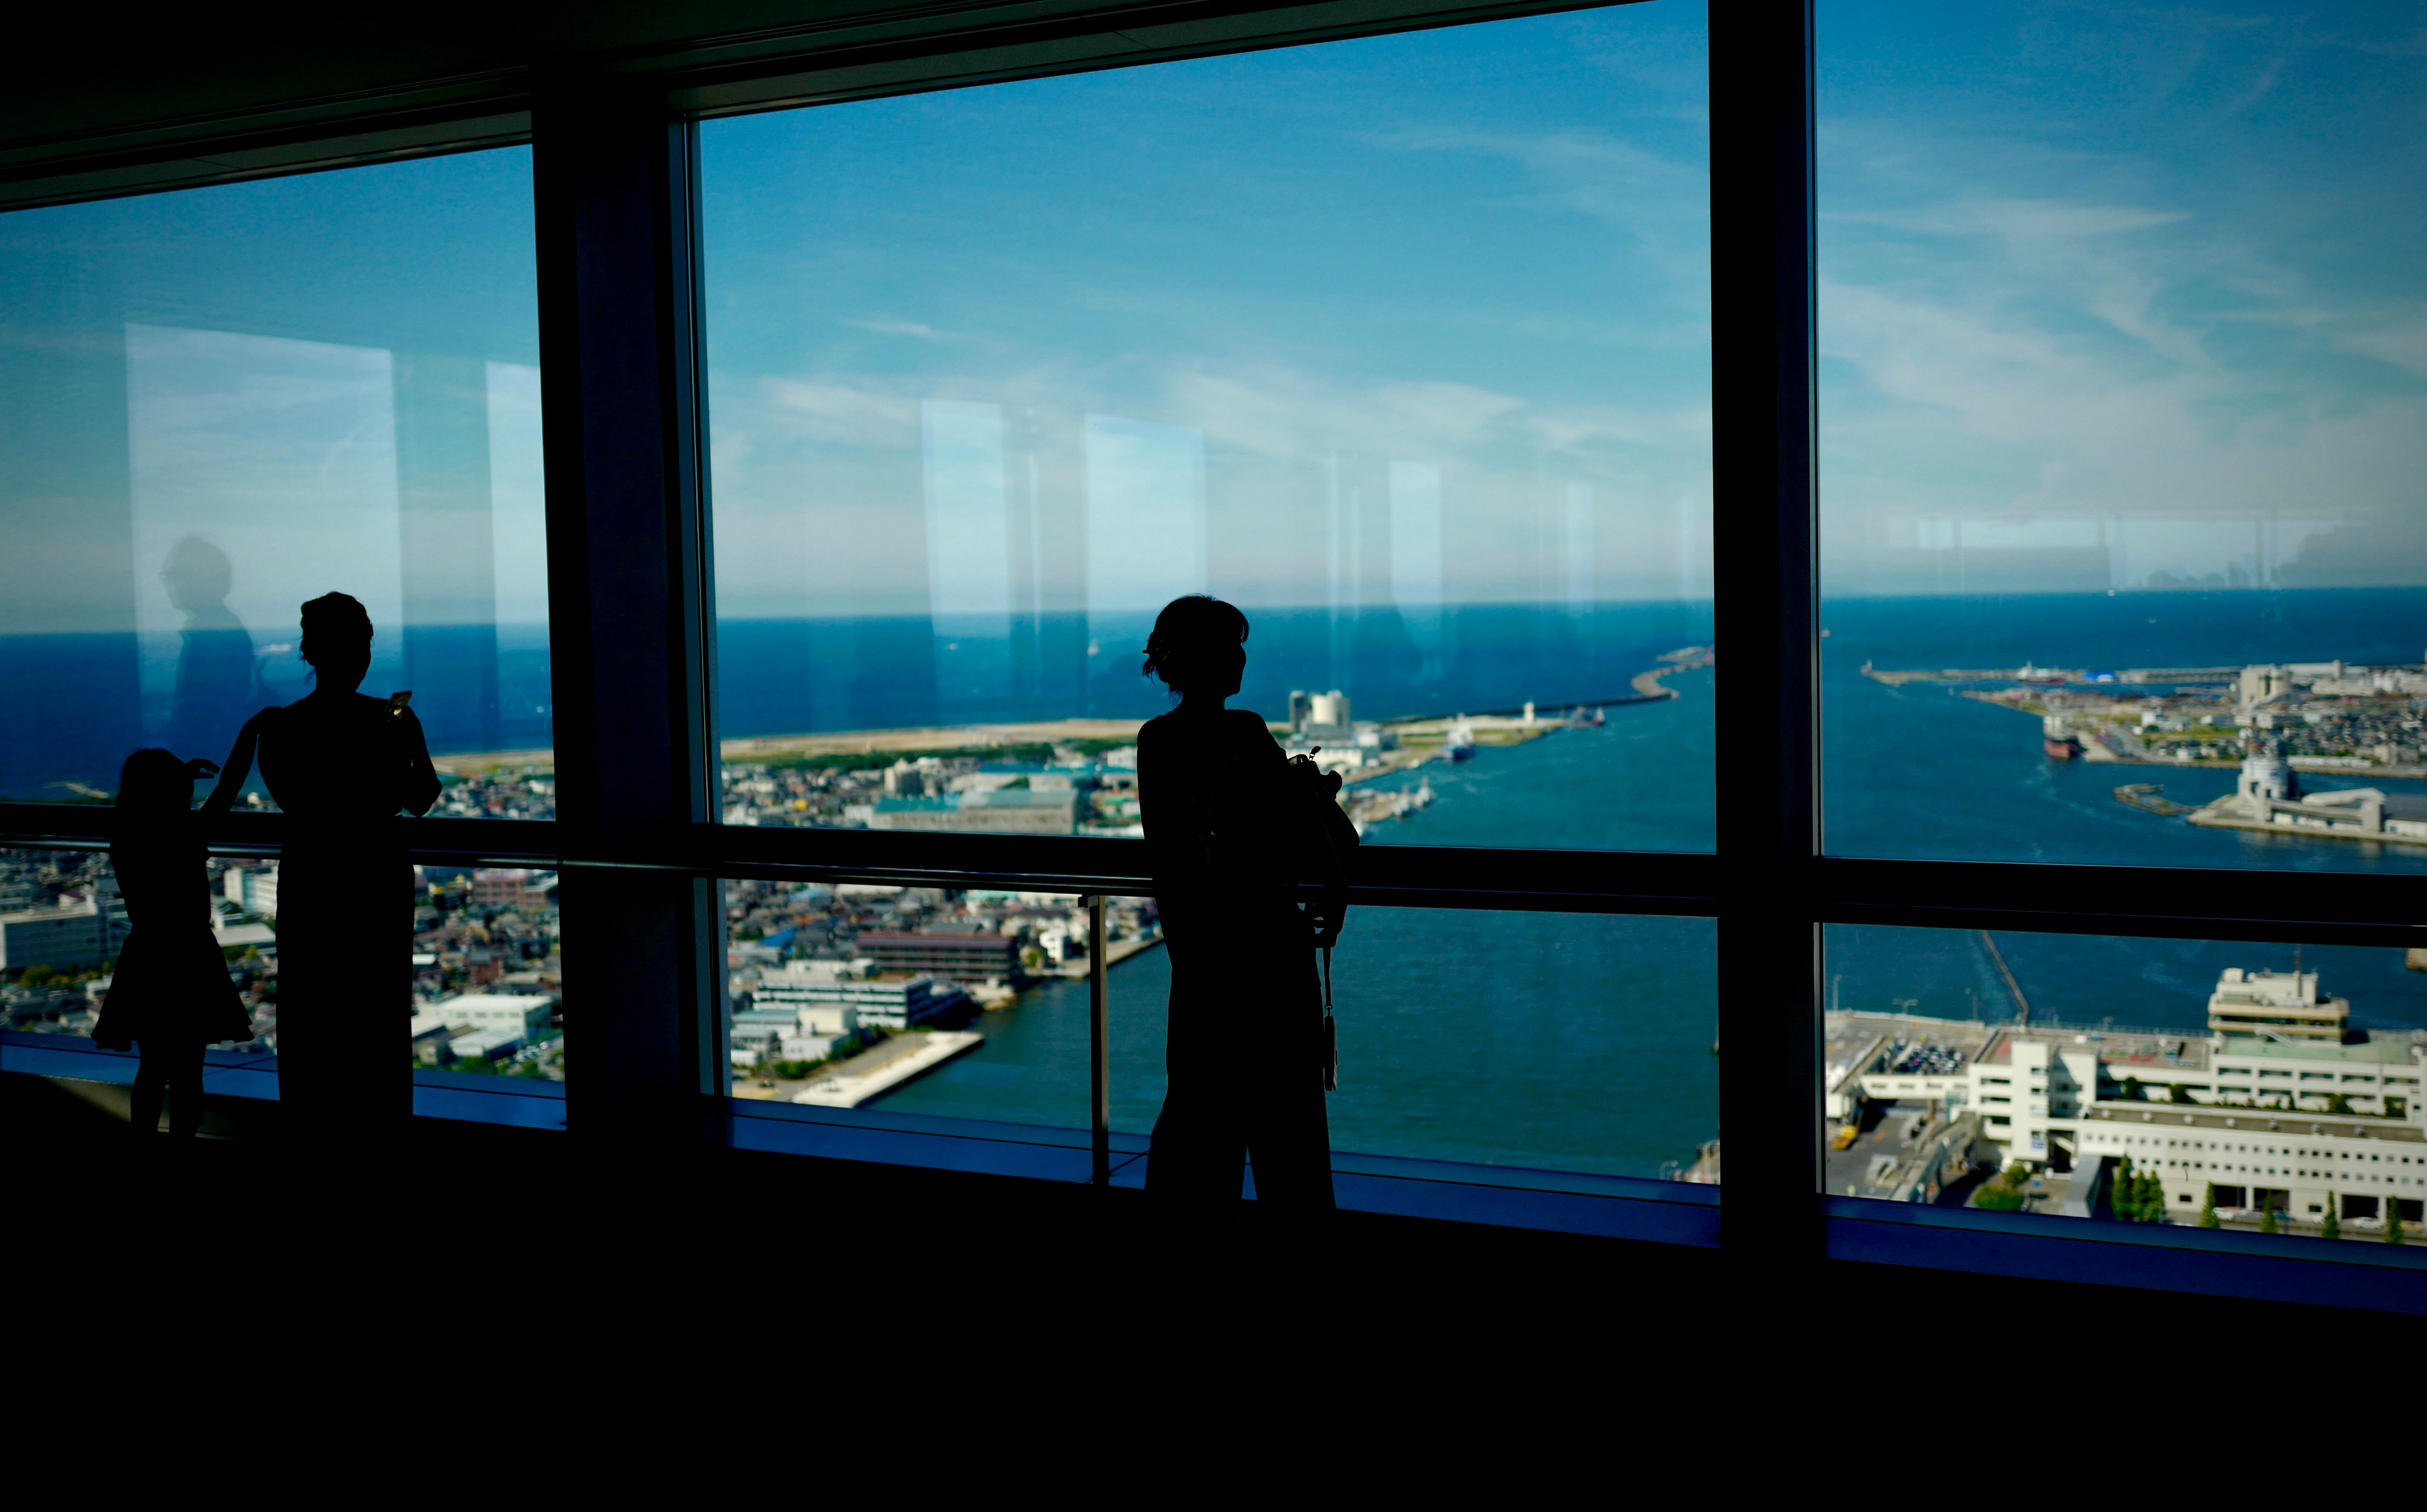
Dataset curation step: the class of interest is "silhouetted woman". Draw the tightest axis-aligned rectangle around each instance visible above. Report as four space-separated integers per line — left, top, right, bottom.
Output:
94 748 257 1138
1137 595 1348 1209
222 593 438 1139
161 536 257 762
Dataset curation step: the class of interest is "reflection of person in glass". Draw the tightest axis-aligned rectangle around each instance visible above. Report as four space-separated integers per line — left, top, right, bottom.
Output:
160 536 256 761
93 748 256 1138
1137 595 1348 1209
222 592 438 1139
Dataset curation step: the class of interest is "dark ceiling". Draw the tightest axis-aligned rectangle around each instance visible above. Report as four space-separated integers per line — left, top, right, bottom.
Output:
3 0 1569 207
6 4 897 149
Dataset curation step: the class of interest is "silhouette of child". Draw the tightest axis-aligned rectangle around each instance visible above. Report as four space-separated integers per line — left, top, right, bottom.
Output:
1136 595 1349 1209
216 592 438 1139
93 748 255 1138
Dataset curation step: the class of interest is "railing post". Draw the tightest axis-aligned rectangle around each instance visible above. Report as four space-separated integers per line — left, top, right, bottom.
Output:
1090 893 1110 1185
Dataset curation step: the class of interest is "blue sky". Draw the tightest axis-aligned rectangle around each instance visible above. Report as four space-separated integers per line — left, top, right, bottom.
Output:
703 0 2427 610
8 0 2422 664
1818 0 2427 593
699 3 1717 619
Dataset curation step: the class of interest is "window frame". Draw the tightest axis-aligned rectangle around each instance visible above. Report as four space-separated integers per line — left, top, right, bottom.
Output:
2 0 2420 1314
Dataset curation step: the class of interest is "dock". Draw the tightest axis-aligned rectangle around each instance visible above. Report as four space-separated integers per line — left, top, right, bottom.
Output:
1041 932 1165 978
790 1029 984 1107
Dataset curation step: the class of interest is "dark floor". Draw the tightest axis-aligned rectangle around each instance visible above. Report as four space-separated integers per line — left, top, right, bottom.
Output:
8 1069 2410 1372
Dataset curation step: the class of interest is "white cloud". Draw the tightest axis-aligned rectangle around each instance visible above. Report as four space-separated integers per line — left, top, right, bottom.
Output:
1817 121 2427 591
847 319 942 341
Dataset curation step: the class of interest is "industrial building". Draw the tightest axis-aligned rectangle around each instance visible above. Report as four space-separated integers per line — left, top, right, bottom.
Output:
1827 973 2426 1227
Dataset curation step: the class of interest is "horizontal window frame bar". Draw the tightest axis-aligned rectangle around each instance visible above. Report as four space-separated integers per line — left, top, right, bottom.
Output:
652 0 1633 119
15 804 2427 936
0 805 1717 910
1817 900 2427 951
1815 856 2427 940
1823 1196 2427 1315
0 106 531 214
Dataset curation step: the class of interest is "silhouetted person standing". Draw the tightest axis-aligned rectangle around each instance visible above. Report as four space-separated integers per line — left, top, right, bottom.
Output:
160 537 257 762
227 593 439 1142
1137 595 1347 1210
94 749 255 1138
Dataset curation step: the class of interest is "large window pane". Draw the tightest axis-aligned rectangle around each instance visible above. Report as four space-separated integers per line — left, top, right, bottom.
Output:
703 5 1714 852
717 883 1716 1189
0 152 552 816
1825 924 2427 1244
0 844 566 1125
1818 2 2427 871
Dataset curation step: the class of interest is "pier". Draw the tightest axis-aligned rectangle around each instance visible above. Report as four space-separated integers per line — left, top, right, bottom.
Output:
789 1029 985 1108
1040 932 1164 979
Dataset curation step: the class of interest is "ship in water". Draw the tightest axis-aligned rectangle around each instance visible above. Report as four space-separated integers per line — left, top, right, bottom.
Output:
2041 713 2080 760
1446 721 1476 761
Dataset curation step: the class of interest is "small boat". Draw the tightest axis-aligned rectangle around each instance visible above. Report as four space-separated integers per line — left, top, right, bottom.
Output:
2042 712 2079 759
1446 722 1476 761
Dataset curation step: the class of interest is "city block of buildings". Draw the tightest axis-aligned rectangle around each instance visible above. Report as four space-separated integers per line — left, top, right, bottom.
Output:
1826 967 2427 1228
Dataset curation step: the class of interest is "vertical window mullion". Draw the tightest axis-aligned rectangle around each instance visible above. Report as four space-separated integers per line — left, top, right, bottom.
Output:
534 79 726 1146
1711 0 1823 1261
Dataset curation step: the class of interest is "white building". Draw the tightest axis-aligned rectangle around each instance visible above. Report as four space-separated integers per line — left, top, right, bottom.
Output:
2206 967 2348 1041
223 861 278 917
416 992 553 1038
2238 663 2293 708
0 894 109 971
2190 743 2427 842
443 1027 524 1063
753 957 965 1030
1827 967 2427 1226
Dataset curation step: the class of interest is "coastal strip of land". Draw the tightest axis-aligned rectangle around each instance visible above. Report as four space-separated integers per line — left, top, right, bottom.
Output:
427 647 1717 779
784 1028 986 1108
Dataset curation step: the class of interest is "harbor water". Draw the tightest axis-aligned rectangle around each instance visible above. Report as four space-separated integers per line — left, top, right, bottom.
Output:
882 588 2427 1176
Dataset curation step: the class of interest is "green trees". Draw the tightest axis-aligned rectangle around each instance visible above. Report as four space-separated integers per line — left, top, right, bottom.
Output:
2326 1093 2354 1117
2390 1206 2408 1246
1973 1163 2033 1211
2323 1197 2341 1241
2260 1207 2279 1234
2199 1182 2221 1228
2113 1165 2168 1224
2168 1082 2197 1105
2120 1076 2144 1102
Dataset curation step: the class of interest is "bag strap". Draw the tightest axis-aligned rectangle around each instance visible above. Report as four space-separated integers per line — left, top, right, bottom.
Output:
1321 944 1338 1093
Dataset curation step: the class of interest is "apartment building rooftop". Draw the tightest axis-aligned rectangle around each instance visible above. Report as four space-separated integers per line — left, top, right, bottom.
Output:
2219 1033 2423 1066
2082 1104 2424 1144
1976 1024 2208 1071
